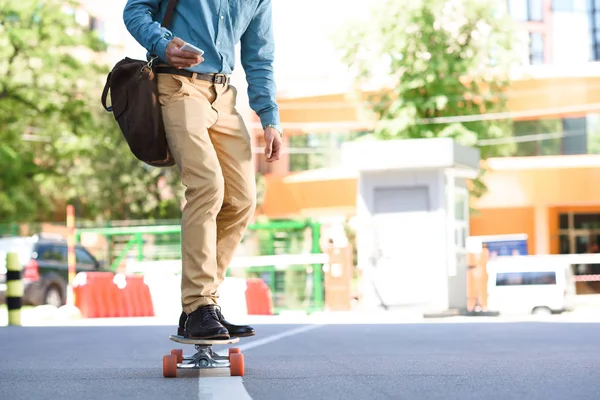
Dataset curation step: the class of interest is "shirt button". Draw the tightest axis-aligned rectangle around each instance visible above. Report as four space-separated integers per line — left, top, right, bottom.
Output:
217 41 220 45
220 15 224 20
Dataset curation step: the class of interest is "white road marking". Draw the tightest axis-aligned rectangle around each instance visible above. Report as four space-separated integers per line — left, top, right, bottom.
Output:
197 324 326 400
237 323 325 352
198 377 252 400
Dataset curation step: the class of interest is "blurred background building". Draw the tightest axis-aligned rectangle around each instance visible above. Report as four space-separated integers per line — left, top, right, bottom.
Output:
63 0 600 299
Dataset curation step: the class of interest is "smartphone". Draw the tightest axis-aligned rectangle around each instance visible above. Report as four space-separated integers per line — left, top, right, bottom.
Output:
180 42 204 56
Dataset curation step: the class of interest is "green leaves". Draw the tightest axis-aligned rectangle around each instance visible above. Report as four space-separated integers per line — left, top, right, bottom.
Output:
0 0 181 223
337 0 525 198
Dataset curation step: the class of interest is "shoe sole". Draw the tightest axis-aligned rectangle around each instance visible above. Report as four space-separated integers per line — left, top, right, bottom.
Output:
233 331 256 338
178 330 255 338
183 331 230 340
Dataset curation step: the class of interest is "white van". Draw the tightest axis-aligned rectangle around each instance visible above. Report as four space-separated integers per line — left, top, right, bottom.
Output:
486 256 576 315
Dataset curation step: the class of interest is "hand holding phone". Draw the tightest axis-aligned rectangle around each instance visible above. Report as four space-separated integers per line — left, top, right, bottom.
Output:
180 42 204 56
166 38 204 69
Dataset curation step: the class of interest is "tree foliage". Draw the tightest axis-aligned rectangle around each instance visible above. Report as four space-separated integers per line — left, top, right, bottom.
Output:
336 0 526 197
0 0 182 224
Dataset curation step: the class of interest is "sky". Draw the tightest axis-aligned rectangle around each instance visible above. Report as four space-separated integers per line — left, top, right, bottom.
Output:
88 0 380 98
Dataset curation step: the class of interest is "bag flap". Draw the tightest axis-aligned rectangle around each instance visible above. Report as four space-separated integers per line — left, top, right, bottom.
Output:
102 58 156 119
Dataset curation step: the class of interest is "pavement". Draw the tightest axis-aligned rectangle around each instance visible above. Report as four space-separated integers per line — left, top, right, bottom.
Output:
2 315 600 400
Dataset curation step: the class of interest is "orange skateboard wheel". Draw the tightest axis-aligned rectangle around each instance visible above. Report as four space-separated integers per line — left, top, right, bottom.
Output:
171 349 183 363
163 354 178 378
229 353 244 376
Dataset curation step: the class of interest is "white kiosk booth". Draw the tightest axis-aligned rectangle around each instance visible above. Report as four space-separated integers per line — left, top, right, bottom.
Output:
342 138 481 315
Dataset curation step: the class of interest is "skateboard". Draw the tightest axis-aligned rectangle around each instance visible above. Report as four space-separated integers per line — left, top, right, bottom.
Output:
163 335 244 378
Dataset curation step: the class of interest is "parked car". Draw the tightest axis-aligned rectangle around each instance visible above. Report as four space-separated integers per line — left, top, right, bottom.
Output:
0 235 105 308
487 256 576 315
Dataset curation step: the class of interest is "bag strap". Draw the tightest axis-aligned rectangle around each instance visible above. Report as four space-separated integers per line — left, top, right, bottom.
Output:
145 0 178 66
162 0 179 28
101 0 179 113
101 71 112 112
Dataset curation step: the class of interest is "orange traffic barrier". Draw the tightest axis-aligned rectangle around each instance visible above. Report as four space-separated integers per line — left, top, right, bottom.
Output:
245 278 273 315
73 272 155 318
105 274 125 317
120 274 155 317
74 272 117 318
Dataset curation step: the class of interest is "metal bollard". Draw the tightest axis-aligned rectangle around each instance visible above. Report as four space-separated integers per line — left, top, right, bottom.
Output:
6 252 22 326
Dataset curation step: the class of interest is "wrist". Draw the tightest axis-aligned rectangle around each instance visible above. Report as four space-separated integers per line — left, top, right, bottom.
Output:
154 36 172 62
265 124 282 136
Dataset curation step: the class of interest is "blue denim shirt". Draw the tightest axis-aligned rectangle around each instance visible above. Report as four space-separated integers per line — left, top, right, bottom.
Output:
123 0 279 128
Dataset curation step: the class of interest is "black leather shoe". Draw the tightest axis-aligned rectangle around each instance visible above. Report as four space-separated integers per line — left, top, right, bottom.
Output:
215 306 255 337
177 311 186 336
184 305 230 340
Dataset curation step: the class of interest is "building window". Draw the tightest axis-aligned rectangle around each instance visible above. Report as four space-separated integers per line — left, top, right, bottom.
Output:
509 0 528 20
509 0 544 21
562 117 588 154
554 0 587 12
510 117 589 156
454 189 469 250
553 0 574 11
530 0 545 20
557 212 600 276
288 134 325 172
529 32 545 64
587 114 600 154
558 212 600 253
591 0 600 60
511 119 562 156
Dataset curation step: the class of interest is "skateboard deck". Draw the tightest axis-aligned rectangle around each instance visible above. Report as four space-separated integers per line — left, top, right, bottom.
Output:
169 335 240 345
163 335 244 378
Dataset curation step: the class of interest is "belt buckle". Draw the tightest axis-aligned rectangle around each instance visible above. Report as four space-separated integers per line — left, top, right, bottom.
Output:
213 74 227 84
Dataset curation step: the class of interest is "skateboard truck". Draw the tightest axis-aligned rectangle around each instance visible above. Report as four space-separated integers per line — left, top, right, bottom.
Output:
163 335 244 378
182 344 233 368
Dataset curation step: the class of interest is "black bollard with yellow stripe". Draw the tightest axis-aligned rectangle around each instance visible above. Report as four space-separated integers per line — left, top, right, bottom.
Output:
6 252 22 326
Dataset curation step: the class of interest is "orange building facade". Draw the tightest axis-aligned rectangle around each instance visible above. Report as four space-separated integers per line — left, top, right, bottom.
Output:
260 155 600 257
244 0 600 260
469 155 600 256
253 70 600 259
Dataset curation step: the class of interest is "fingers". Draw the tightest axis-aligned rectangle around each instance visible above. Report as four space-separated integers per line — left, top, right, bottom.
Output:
166 37 203 68
171 37 185 47
168 48 203 62
172 48 202 61
266 139 281 163
264 137 273 159
170 55 204 69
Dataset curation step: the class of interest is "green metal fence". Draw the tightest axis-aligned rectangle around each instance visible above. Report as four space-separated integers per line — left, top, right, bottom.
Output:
75 219 324 312
0 223 41 238
1 218 326 312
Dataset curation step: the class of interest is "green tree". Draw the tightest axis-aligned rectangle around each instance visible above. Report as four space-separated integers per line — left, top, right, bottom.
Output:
0 0 106 222
1 0 93 221
336 0 525 198
55 109 184 221
0 0 183 224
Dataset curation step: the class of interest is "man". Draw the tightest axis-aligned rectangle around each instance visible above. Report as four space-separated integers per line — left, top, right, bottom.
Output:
123 0 282 339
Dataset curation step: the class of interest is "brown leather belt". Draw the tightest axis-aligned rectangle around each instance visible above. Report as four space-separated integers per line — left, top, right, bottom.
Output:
154 66 230 84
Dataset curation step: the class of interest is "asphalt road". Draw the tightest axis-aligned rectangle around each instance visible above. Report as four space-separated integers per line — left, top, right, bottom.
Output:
1 321 599 400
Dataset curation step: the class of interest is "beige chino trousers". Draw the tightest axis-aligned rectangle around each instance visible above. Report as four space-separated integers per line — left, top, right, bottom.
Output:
157 72 256 315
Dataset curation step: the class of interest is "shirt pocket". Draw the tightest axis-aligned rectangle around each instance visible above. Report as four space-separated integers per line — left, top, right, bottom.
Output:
228 0 260 39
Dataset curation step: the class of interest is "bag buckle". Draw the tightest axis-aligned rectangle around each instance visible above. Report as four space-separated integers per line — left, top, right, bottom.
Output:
142 56 159 73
